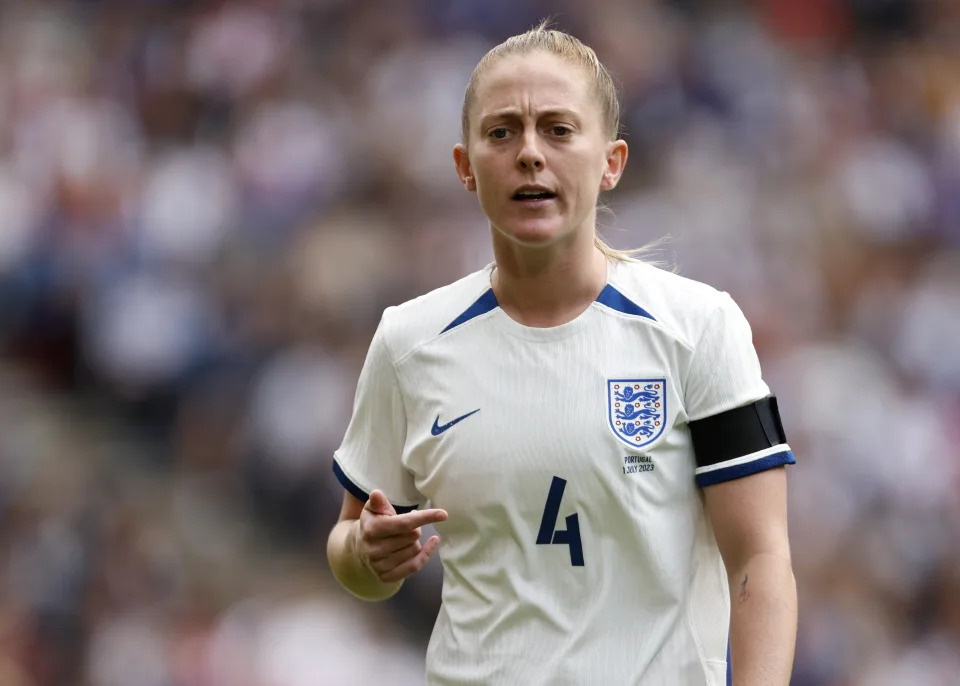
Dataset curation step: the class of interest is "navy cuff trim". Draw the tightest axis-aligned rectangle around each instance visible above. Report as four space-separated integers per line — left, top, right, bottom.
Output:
331 460 418 513
696 450 796 488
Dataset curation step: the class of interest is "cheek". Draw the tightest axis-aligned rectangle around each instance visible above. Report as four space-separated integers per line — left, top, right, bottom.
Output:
567 173 599 204
474 182 501 216
564 152 605 191
472 161 506 203
468 155 497 191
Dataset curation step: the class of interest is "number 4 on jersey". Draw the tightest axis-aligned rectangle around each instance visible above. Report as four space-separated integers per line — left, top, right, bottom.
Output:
536 476 584 566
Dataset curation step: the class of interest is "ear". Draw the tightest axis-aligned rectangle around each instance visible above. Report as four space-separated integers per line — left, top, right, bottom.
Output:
453 143 477 192
599 139 628 192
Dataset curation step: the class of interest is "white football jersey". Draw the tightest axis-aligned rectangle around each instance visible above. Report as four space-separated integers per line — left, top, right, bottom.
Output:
333 259 794 686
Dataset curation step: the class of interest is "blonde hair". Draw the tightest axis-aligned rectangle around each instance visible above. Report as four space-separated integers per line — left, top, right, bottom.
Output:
460 20 656 263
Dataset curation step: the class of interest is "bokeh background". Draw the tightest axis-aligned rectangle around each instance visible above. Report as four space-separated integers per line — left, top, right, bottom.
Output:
0 0 959 684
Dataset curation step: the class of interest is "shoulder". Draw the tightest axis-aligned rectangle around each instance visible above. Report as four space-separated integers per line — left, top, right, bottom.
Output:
605 259 739 350
378 267 493 362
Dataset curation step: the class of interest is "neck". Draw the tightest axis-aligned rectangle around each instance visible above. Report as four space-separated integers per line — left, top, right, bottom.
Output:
490 226 608 328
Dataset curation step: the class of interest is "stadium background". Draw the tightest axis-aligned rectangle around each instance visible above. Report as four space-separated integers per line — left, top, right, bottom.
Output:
0 0 958 683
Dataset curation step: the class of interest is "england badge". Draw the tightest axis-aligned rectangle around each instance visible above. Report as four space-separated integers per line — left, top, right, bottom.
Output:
607 379 667 449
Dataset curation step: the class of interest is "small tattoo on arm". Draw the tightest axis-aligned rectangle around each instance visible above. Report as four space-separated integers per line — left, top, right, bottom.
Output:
738 574 750 603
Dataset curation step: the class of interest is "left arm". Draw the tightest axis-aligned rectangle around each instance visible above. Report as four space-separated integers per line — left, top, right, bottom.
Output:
704 466 797 686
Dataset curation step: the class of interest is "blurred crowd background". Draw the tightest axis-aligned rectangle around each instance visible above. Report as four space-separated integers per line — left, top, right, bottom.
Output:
0 0 958 684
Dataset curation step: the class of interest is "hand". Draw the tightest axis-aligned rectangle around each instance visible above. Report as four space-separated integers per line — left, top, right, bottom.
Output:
355 490 448 583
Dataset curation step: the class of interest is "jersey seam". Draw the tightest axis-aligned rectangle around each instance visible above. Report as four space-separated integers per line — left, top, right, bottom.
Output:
604 273 696 349
396 310 498 366
377 312 422 504
680 298 727 412
593 300 696 351
684 588 714 685
379 317 411 429
392 286 496 366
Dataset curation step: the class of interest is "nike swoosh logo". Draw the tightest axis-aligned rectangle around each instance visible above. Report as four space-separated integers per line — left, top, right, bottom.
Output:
431 409 480 436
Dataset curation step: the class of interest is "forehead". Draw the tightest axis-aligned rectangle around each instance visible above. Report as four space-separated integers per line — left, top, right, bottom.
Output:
472 51 595 119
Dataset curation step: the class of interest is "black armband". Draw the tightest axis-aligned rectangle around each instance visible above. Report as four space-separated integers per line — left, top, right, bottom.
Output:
690 396 794 487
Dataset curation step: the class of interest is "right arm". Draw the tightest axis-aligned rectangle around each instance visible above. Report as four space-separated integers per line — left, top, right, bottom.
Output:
327 489 447 601
327 313 446 599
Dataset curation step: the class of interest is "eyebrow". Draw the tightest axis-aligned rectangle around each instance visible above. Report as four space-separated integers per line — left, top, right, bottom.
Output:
479 108 582 127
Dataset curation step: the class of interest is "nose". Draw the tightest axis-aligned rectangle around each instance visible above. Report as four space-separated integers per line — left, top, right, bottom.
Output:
516 132 545 171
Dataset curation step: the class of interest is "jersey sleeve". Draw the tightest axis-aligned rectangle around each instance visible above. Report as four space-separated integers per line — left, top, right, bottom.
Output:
684 293 795 487
332 313 423 512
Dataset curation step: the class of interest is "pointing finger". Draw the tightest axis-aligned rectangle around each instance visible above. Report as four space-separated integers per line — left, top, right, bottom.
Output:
368 508 445 538
383 508 448 534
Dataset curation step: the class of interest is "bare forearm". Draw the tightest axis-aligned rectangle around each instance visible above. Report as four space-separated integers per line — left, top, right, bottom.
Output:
728 552 797 686
326 519 403 601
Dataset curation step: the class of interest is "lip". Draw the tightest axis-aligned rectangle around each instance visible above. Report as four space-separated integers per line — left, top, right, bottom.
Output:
511 185 558 207
511 196 556 209
512 184 555 195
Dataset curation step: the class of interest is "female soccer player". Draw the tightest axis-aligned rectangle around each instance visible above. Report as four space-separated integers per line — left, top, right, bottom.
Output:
327 23 797 686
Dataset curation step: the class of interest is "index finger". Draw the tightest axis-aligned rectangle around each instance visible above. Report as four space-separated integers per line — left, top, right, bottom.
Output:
381 508 448 534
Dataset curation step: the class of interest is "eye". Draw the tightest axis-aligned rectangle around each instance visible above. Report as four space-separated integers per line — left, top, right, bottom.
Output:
550 125 572 137
489 127 510 140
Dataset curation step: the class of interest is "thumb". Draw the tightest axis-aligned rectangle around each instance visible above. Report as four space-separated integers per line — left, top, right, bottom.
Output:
366 489 396 516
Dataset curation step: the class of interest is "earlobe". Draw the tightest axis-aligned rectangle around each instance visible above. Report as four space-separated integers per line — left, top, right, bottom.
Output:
600 139 628 192
453 143 477 193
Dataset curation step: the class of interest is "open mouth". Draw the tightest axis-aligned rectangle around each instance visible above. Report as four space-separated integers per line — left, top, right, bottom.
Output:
512 190 557 202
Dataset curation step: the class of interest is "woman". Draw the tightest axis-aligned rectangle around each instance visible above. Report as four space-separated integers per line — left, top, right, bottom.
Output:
327 23 797 686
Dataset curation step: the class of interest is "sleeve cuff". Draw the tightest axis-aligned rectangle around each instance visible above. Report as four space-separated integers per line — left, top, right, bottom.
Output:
695 446 795 488
331 459 419 513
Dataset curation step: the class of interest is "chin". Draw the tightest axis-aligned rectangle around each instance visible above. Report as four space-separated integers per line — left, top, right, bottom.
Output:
495 219 569 248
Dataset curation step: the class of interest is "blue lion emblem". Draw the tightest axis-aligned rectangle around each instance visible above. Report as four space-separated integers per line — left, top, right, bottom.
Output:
619 422 657 438
607 379 667 448
615 405 660 421
613 386 659 404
